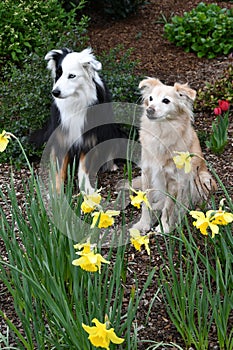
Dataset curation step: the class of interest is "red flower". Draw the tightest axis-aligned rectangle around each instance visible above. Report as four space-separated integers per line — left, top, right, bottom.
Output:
214 107 222 115
218 100 230 112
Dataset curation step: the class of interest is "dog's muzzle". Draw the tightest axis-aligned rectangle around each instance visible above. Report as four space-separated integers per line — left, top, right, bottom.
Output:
52 89 61 98
146 107 156 119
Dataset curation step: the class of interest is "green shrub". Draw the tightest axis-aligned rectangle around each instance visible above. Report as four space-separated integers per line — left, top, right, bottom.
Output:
164 2 233 58
0 56 51 165
0 0 88 65
100 46 141 103
60 0 84 11
97 0 144 19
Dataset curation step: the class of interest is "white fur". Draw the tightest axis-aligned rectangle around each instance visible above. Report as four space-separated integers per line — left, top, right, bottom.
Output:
46 49 103 148
133 78 217 233
45 48 104 192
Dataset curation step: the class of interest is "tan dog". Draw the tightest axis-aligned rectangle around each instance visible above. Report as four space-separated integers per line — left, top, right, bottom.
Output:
133 78 217 233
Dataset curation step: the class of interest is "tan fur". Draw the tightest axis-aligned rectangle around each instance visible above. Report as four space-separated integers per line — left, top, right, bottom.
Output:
55 153 69 193
133 78 217 233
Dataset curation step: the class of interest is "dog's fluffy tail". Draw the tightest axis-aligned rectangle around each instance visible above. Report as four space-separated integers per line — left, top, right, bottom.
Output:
29 103 60 147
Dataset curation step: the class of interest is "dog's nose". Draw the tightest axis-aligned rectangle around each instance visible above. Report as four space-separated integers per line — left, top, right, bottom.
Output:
52 89 61 98
146 107 155 118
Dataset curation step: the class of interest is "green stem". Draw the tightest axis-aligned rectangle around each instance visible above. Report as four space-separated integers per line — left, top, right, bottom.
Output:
8 132 33 173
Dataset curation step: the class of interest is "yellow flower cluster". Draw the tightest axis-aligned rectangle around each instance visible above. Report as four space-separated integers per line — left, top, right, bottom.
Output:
81 190 120 229
74 189 153 271
190 200 233 238
72 242 110 273
81 187 152 230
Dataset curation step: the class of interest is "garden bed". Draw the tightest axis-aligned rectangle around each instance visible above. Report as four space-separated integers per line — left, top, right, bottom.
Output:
0 0 233 349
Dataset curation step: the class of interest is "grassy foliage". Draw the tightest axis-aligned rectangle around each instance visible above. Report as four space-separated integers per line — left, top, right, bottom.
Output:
0 143 156 349
0 135 232 349
164 2 233 58
205 111 229 154
159 218 233 349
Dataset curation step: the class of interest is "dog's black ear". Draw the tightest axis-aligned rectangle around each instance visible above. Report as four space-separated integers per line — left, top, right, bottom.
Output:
45 48 72 78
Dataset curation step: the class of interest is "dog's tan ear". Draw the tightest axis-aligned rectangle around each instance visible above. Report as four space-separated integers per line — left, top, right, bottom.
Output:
174 83 196 101
139 77 162 91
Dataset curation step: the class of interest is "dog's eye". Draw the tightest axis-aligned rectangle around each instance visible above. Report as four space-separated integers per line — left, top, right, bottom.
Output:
68 74 76 79
162 98 170 104
149 96 153 101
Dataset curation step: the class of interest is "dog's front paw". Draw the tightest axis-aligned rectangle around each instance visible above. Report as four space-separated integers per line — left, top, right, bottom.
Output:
132 220 151 233
155 223 170 234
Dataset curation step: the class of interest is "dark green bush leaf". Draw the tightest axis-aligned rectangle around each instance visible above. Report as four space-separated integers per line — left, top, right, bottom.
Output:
164 2 233 58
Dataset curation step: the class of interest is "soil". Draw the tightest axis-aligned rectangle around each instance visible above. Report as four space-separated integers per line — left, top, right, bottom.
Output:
0 0 233 349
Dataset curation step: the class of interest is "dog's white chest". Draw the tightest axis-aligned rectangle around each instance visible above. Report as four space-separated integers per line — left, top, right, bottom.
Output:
56 98 86 146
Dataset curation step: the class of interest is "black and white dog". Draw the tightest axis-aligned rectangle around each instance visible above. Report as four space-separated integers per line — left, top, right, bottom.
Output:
30 48 127 193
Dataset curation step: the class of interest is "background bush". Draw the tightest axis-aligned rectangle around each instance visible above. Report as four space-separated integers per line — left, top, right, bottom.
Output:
0 0 89 165
96 0 144 19
164 2 233 58
100 46 141 102
0 0 88 65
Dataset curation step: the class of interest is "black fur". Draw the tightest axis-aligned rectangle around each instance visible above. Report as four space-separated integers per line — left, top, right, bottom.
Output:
29 48 127 184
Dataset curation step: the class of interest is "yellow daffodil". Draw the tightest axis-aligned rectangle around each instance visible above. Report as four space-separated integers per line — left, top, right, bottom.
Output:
73 241 92 254
81 189 102 213
173 151 192 174
0 130 11 152
210 200 233 226
91 210 120 228
82 318 124 350
72 248 110 273
130 188 151 209
129 228 150 255
190 210 219 238
212 211 233 225
190 199 233 238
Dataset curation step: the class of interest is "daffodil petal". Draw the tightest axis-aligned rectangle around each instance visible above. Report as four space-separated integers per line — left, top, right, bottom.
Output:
107 328 124 344
189 211 206 220
0 130 10 152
